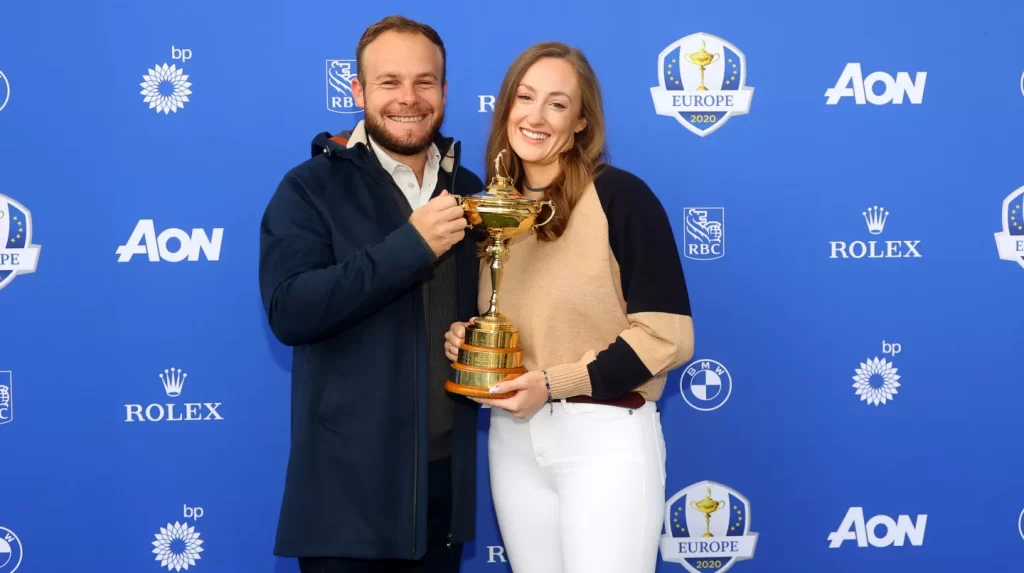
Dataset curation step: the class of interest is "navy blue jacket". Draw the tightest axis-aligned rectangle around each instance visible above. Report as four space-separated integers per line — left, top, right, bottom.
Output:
259 121 484 560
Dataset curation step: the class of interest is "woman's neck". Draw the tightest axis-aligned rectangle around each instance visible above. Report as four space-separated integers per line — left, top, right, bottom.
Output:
522 161 561 199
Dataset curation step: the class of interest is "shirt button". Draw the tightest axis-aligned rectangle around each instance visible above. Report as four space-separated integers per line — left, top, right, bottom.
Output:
407 183 414 188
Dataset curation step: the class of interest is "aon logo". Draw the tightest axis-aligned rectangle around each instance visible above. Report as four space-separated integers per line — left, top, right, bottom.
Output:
116 219 224 262
828 507 927 548
825 63 926 105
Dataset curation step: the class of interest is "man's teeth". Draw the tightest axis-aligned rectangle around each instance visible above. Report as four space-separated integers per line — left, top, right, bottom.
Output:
390 115 425 123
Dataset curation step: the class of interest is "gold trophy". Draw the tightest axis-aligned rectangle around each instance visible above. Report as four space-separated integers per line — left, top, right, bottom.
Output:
690 487 725 537
684 39 720 91
445 150 554 399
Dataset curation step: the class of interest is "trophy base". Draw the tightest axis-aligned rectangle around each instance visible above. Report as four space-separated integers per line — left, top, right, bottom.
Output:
445 379 520 400
446 317 525 400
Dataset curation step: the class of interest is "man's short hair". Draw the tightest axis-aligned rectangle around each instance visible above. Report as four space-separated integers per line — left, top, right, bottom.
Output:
356 15 447 83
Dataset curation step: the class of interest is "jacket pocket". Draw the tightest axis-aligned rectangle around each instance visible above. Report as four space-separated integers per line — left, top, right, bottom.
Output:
315 384 342 434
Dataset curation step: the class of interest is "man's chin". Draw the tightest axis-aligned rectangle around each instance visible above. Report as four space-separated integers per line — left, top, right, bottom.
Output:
365 113 443 156
372 130 435 156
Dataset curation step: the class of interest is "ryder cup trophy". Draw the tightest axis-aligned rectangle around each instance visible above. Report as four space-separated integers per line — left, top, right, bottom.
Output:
445 150 554 399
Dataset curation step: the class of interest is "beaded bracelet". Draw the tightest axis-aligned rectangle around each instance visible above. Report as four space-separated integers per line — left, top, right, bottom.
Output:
542 370 553 414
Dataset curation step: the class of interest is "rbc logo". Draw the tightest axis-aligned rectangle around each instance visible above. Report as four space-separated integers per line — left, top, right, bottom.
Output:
680 359 732 411
684 207 724 260
116 220 223 262
825 63 926 105
478 95 495 113
327 60 360 114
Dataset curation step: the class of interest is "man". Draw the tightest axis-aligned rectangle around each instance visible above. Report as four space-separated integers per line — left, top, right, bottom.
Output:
259 15 483 573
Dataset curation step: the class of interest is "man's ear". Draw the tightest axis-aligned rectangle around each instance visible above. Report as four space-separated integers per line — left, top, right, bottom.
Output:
352 77 366 109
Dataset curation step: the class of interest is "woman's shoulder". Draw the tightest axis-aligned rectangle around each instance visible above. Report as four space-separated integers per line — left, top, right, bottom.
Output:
591 164 666 217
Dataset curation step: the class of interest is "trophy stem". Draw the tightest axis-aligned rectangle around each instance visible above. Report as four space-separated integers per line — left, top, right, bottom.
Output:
698 66 707 91
483 232 509 320
704 513 713 537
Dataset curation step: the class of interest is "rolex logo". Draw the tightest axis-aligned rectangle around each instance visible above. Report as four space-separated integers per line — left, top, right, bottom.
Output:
862 206 888 235
160 367 186 397
829 206 922 259
124 367 223 423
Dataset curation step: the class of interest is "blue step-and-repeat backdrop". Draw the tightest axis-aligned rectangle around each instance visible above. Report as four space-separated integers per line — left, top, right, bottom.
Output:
3 0 1023 571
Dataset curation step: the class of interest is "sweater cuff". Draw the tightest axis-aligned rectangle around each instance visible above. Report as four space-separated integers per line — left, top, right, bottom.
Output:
543 363 592 399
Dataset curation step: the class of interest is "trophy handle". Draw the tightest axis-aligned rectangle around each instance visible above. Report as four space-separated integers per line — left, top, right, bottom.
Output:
711 53 720 64
533 201 556 228
450 195 473 230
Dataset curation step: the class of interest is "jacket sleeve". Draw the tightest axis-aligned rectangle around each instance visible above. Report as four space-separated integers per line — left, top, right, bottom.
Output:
259 172 437 346
543 171 695 400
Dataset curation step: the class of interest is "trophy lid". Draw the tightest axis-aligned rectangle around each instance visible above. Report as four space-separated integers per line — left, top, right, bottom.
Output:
468 150 540 205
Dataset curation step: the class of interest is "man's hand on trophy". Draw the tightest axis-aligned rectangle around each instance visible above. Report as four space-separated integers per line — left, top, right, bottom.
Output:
409 190 467 257
469 371 548 419
444 318 476 362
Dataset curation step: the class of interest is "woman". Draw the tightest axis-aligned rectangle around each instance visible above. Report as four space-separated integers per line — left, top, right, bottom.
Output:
444 42 694 572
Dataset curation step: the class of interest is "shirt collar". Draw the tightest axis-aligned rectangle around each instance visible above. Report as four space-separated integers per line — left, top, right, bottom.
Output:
368 135 441 176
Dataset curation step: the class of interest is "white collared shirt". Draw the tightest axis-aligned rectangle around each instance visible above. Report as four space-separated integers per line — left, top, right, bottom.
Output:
368 135 442 210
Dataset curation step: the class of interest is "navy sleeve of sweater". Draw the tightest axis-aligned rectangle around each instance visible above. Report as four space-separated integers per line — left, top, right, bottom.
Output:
587 167 694 399
258 172 436 346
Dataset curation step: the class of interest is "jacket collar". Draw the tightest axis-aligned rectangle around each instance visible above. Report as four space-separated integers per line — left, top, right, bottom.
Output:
314 119 457 173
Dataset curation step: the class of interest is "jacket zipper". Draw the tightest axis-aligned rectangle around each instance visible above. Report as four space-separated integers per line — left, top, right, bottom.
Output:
357 140 459 557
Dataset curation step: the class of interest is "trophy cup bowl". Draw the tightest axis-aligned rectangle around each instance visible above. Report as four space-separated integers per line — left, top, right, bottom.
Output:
445 150 554 400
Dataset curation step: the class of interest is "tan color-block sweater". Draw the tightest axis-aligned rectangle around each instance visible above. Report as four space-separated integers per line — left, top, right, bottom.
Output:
477 165 695 401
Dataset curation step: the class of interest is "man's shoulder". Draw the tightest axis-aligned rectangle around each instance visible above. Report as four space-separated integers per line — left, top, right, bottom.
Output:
454 165 484 193
280 149 360 192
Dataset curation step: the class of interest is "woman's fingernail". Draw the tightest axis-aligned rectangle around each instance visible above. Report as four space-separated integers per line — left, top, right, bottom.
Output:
489 386 501 394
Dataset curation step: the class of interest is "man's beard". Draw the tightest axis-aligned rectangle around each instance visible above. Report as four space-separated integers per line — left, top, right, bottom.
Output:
364 108 444 156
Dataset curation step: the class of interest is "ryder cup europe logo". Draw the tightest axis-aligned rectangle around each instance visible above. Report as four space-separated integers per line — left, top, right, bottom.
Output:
994 185 1024 269
327 60 361 114
661 481 758 573
650 33 754 137
0 195 41 293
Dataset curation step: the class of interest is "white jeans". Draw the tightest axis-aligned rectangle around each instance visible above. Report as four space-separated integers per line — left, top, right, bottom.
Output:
488 400 667 573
